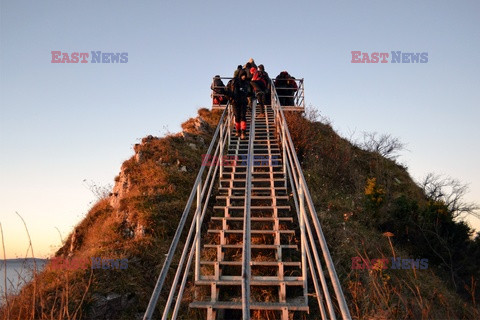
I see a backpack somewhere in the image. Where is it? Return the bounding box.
[225,78,249,103]
[252,70,268,88]
[224,78,237,102]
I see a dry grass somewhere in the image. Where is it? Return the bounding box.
[1,108,221,319]
[3,106,479,319]
[0,214,94,320]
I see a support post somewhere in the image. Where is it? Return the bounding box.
[298,179,308,301]
[220,122,224,179]
[282,121,287,188]
[195,182,202,281]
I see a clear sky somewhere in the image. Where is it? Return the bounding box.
[1,0,479,259]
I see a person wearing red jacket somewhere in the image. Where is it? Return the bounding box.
[250,64,269,117]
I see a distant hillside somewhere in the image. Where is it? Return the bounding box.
[1,108,479,320]
[3,258,47,264]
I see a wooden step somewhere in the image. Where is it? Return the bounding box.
[203,243,297,249]
[217,187,288,194]
[213,206,290,211]
[225,154,281,158]
[222,164,283,168]
[200,260,301,267]
[207,229,295,234]
[231,139,279,143]
[220,172,285,177]
[195,279,304,286]
[210,216,293,222]
[216,195,289,200]
[219,178,285,182]
[228,146,280,149]
[189,300,308,311]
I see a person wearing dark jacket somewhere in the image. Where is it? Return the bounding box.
[233,65,242,78]
[243,62,254,109]
[250,65,269,117]
[246,58,257,69]
[211,75,227,105]
[274,71,297,106]
[243,58,257,80]
[285,74,298,105]
[227,69,251,139]
[258,64,272,105]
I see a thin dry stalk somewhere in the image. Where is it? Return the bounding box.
[382,232,396,260]
[54,227,63,245]
[72,268,94,319]
[64,272,70,319]
[50,276,60,319]
[402,279,426,316]
[59,281,65,320]
[465,276,477,308]
[15,212,37,320]
[359,249,390,309]
[1,223,10,320]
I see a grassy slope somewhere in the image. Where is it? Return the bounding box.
[1,108,478,319]
[285,111,479,319]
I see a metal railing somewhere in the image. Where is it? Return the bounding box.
[211,77,232,109]
[211,76,305,111]
[273,78,305,110]
[271,82,352,320]
[143,102,233,320]
[144,77,351,320]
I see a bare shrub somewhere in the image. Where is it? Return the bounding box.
[304,105,331,125]
[82,179,112,201]
[420,173,479,219]
[358,132,405,160]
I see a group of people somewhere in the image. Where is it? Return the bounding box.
[211,58,298,139]
[274,71,298,106]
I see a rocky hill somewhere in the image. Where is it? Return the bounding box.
[1,108,479,320]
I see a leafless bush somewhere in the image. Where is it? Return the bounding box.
[304,105,331,125]
[82,179,112,201]
[0,223,8,316]
[420,173,479,219]
[358,132,405,160]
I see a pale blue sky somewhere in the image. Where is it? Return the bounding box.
[1,0,479,258]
